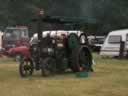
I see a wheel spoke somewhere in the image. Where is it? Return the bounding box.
[19,58,33,77]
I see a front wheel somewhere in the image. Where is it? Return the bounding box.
[19,58,34,77]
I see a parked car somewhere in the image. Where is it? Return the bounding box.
[100,29,128,57]
[2,26,29,50]
[0,26,30,61]
[88,35,106,52]
[7,46,30,61]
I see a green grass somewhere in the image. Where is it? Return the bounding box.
[0,57,14,64]
[0,54,128,96]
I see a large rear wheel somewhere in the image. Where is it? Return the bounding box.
[41,57,56,77]
[68,33,79,49]
[71,46,93,72]
[79,33,88,45]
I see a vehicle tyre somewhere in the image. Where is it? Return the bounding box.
[41,57,56,77]
[79,33,88,45]
[19,57,34,77]
[71,45,93,72]
[67,33,79,49]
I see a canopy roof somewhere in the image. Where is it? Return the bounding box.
[42,16,97,24]
[33,16,98,24]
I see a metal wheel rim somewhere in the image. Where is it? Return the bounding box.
[20,59,33,76]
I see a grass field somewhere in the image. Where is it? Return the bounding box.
[0,54,128,96]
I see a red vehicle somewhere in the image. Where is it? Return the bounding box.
[7,46,30,61]
[2,26,30,60]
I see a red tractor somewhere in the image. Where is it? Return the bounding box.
[2,26,30,61]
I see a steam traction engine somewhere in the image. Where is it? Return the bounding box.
[19,16,93,77]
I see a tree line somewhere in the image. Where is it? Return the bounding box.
[0,0,128,35]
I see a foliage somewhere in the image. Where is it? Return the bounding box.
[0,0,128,34]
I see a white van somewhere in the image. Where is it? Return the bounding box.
[100,29,128,57]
